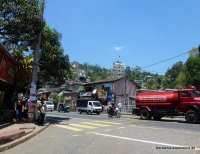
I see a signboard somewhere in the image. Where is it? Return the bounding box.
[0,45,16,85]
[107,93,115,101]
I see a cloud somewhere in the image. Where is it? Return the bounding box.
[114,46,123,51]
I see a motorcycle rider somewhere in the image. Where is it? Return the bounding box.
[108,102,115,115]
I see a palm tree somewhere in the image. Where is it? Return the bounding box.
[12,48,33,92]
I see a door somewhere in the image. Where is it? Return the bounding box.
[179,91,192,111]
[88,102,93,111]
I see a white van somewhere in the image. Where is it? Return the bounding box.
[76,99,102,115]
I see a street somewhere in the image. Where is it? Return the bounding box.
[2,112,200,154]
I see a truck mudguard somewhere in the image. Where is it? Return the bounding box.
[185,105,200,114]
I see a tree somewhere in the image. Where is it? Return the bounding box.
[185,56,200,90]
[0,1,71,88]
[12,47,33,92]
[125,66,132,78]
[38,25,71,85]
[0,0,43,46]
[165,61,184,88]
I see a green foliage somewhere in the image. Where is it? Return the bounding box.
[38,25,71,85]
[53,95,59,104]
[165,61,184,88]
[185,56,200,90]
[78,62,110,81]
[0,0,44,45]
[0,1,71,88]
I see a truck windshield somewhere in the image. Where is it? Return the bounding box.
[192,91,200,97]
[93,102,101,106]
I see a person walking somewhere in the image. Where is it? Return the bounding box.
[37,98,46,125]
[118,102,122,112]
[15,97,24,123]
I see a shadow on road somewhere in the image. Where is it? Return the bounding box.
[135,117,200,124]
[46,116,71,124]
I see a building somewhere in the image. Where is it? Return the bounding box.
[111,61,125,78]
[0,43,16,122]
[84,77,139,112]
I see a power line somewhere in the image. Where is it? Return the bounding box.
[141,51,189,69]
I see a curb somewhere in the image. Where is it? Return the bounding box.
[0,123,50,152]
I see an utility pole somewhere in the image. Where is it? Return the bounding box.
[30,0,45,101]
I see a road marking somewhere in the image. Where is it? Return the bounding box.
[69,123,97,129]
[72,135,81,137]
[55,124,82,132]
[95,121,121,125]
[104,129,113,131]
[91,132,200,151]
[81,122,110,127]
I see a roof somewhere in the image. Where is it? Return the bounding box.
[84,77,126,85]
[84,77,140,88]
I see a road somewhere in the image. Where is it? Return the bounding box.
[2,111,200,154]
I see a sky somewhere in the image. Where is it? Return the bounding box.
[44,0,200,75]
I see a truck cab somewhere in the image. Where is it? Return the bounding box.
[178,89,200,123]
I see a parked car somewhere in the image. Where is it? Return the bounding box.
[44,101,54,112]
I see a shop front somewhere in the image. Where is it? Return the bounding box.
[0,43,16,122]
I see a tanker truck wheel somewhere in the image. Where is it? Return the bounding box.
[185,110,199,124]
[140,109,151,120]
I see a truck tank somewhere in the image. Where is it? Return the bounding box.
[136,91,179,109]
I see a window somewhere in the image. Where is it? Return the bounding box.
[192,91,200,97]
[181,91,190,97]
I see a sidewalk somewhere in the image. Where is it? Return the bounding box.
[0,122,49,152]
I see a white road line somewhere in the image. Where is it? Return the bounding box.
[55,124,82,132]
[81,122,110,127]
[104,129,113,131]
[69,123,97,129]
[91,132,200,151]
[95,121,121,125]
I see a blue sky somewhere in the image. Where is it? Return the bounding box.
[44,0,200,75]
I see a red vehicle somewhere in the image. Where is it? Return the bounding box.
[133,86,200,123]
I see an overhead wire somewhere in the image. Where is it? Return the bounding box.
[141,51,189,69]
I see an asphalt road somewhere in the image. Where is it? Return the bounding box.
[2,111,200,154]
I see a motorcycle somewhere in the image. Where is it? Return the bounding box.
[107,106,121,118]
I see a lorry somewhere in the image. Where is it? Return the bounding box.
[133,86,200,123]
[76,99,102,115]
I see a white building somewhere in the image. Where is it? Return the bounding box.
[112,61,125,78]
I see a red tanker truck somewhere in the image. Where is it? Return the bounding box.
[133,86,200,123]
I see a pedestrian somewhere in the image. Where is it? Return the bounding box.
[15,96,24,123]
[22,97,29,122]
[37,98,46,125]
[118,102,122,112]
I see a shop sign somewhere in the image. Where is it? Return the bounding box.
[107,92,115,101]
[0,48,15,84]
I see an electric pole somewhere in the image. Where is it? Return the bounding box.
[30,0,45,101]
